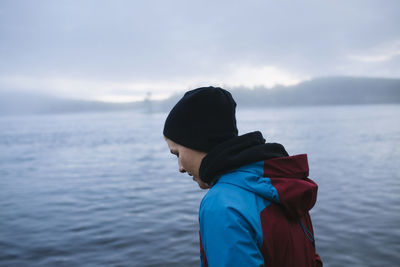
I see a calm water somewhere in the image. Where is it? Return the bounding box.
[0,105,399,267]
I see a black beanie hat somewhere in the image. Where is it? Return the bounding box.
[163,86,238,152]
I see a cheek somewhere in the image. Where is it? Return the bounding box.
[179,155,193,172]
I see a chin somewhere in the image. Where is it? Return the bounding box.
[198,182,210,190]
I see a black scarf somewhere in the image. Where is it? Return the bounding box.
[199,131,289,186]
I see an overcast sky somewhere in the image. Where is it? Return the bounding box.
[0,0,399,102]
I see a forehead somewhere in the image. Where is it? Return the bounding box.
[165,137,179,150]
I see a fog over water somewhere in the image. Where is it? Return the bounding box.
[1,76,399,115]
[0,104,399,267]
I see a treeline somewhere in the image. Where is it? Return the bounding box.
[230,77,400,107]
[0,76,399,115]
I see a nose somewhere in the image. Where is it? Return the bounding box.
[178,161,186,173]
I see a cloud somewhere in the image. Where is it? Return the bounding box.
[223,65,303,88]
[348,39,400,63]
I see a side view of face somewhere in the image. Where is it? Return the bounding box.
[165,137,210,189]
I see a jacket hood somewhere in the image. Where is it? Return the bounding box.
[200,132,318,219]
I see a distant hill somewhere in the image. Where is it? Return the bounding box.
[0,76,399,115]
[230,76,400,107]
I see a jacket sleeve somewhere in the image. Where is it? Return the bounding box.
[199,196,264,267]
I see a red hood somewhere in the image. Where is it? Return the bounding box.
[264,154,318,219]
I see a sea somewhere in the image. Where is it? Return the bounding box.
[0,104,399,267]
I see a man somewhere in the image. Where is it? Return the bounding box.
[164,86,322,267]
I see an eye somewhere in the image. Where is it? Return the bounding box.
[170,150,179,158]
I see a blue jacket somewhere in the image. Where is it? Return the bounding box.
[199,155,322,267]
